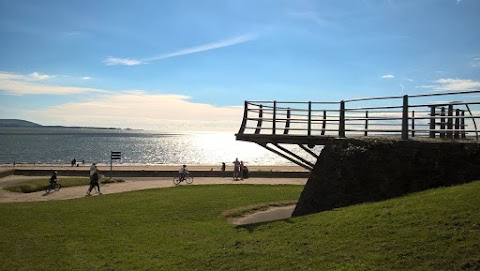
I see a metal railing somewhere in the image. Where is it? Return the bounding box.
[237,90,480,140]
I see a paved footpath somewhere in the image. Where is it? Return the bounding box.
[0,175,307,203]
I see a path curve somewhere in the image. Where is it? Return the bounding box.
[0,176,306,203]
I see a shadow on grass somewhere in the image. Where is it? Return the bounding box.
[235,218,295,233]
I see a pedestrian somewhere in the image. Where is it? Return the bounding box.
[86,163,101,196]
[240,161,245,180]
[232,158,240,180]
[221,162,226,178]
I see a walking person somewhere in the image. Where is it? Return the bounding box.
[221,162,226,178]
[232,158,240,180]
[86,163,101,196]
[240,161,245,180]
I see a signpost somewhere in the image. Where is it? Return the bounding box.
[110,151,122,179]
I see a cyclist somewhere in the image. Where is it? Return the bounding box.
[48,171,58,190]
[178,165,188,182]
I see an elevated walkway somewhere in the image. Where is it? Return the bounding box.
[236,90,480,170]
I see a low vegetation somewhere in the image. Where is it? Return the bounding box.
[0,182,479,270]
[3,177,124,193]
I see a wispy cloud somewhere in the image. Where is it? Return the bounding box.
[0,71,104,95]
[103,34,257,66]
[289,11,334,27]
[471,57,480,68]
[381,74,395,79]
[103,57,142,66]
[420,78,480,91]
[82,76,92,80]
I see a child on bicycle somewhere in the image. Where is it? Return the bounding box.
[178,165,188,182]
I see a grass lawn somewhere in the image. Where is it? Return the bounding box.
[0,182,479,271]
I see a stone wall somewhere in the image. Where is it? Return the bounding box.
[293,138,480,217]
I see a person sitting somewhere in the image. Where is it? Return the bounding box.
[178,165,188,181]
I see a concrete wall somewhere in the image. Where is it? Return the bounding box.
[293,138,480,217]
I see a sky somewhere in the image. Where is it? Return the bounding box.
[0,0,479,132]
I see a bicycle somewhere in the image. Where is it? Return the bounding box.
[173,174,193,185]
[46,180,62,193]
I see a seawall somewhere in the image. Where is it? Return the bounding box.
[293,138,480,217]
[5,167,309,178]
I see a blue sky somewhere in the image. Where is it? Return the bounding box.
[0,0,479,131]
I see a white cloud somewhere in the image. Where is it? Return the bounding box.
[381,74,395,79]
[104,34,257,66]
[28,91,244,131]
[82,76,92,80]
[103,57,142,66]
[471,57,480,68]
[0,71,104,95]
[29,72,55,80]
[420,78,480,91]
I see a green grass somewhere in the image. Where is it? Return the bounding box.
[0,182,479,271]
[3,177,124,193]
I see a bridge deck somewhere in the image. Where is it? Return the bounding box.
[236,133,336,146]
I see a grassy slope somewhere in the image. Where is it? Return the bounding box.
[0,182,479,271]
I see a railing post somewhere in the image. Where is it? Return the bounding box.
[273,101,277,135]
[321,110,327,136]
[440,107,446,138]
[238,101,248,134]
[284,108,291,135]
[308,101,312,136]
[429,106,436,138]
[411,110,415,137]
[364,111,368,136]
[454,109,460,139]
[401,95,409,140]
[460,110,466,139]
[447,104,453,139]
[254,104,263,134]
[339,100,346,138]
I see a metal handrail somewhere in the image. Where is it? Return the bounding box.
[238,91,480,140]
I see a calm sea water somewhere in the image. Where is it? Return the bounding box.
[0,127,321,166]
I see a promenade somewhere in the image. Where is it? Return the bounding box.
[0,166,308,203]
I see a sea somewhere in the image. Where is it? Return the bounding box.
[0,127,321,166]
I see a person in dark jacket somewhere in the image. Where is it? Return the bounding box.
[86,163,101,196]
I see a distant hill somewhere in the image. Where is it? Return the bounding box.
[0,119,132,130]
[0,119,43,127]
